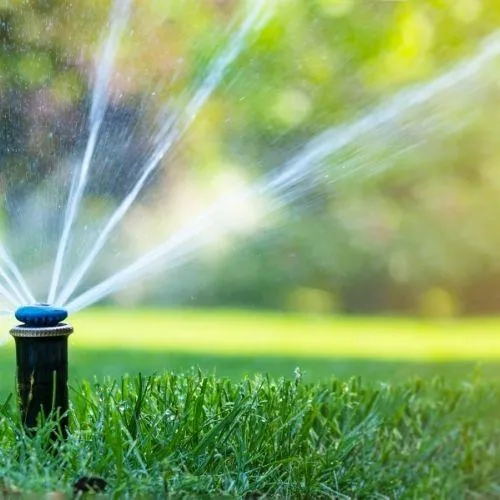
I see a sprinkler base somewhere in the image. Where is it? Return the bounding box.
[10,323,73,436]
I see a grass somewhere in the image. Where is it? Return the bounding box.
[0,309,499,496]
[68,308,500,361]
[0,347,497,402]
[0,373,498,498]
[0,308,499,397]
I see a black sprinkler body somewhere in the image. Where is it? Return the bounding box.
[10,304,72,436]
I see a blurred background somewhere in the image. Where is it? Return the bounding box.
[1,0,500,318]
[0,0,499,388]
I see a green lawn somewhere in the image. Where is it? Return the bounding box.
[0,308,499,399]
[68,308,500,361]
[0,373,498,498]
[0,309,499,497]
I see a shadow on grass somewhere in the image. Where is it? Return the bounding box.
[69,348,500,380]
[0,346,498,399]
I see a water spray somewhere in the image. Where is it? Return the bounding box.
[10,304,72,436]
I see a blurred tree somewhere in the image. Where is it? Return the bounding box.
[2,0,500,315]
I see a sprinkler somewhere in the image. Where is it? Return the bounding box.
[10,304,72,437]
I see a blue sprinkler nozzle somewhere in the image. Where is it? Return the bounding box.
[15,304,68,328]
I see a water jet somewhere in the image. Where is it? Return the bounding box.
[10,304,72,436]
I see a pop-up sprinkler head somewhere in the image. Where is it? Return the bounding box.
[15,304,68,327]
[10,304,72,437]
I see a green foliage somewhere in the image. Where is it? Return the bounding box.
[161,0,500,314]
[0,373,497,497]
[2,1,500,312]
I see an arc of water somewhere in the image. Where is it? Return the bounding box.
[47,0,132,305]
[0,268,26,304]
[56,0,271,306]
[0,279,21,307]
[0,244,34,304]
[65,188,248,312]
[65,30,500,313]
[261,33,500,196]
